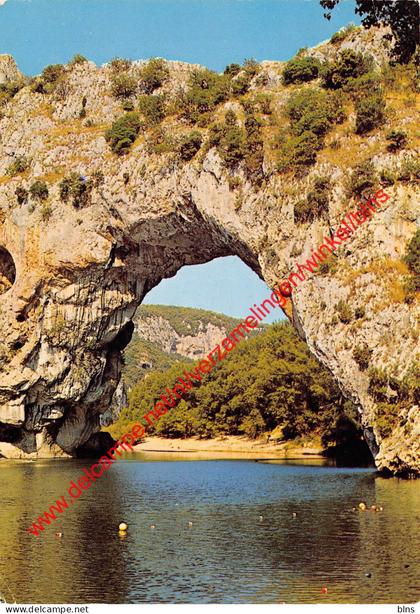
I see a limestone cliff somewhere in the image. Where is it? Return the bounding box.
[0,27,418,473]
[123,304,247,388]
[134,305,245,358]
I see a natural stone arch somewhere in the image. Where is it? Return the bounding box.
[0,45,418,474]
[0,189,262,460]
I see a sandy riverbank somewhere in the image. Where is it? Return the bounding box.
[133,435,325,460]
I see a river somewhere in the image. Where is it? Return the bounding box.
[0,456,418,604]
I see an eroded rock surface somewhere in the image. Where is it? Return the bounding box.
[0,30,418,473]
[134,307,245,360]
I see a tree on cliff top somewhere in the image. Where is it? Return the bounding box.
[320,0,420,63]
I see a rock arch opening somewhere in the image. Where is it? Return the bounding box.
[116,255,373,467]
[0,246,16,295]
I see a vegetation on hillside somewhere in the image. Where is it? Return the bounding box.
[282,56,321,85]
[105,111,143,154]
[122,305,245,389]
[403,229,420,295]
[100,42,415,174]
[123,337,191,390]
[367,364,419,438]
[320,0,419,63]
[109,320,370,460]
[3,22,415,193]
[135,304,243,337]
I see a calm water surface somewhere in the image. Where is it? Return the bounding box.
[0,456,418,604]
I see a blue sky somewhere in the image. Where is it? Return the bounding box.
[0,0,360,321]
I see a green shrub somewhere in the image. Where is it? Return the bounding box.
[30,64,65,94]
[322,50,371,89]
[229,59,260,98]
[29,180,49,202]
[280,87,345,169]
[230,74,252,97]
[208,109,264,181]
[404,229,420,275]
[15,186,28,205]
[140,58,169,94]
[243,58,260,77]
[180,69,230,122]
[355,93,386,134]
[239,410,266,439]
[294,176,330,223]
[370,367,418,414]
[368,367,389,402]
[403,276,417,302]
[348,160,376,197]
[30,78,46,94]
[146,127,174,155]
[138,94,165,126]
[178,131,203,161]
[40,202,52,221]
[59,173,92,208]
[353,343,372,370]
[278,88,345,170]
[79,96,87,118]
[330,24,357,44]
[343,71,382,100]
[109,58,132,72]
[224,63,241,77]
[354,306,366,319]
[398,156,420,182]
[386,130,408,152]
[6,156,29,177]
[318,257,337,275]
[220,124,246,167]
[389,376,411,403]
[403,229,420,292]
[287,88,345,136]
[69,54,88,66]
[243,112,264,184]
[105,112,143,155]
[375,402,399,438]
[228,176,242,191]
[209,112,246,168]
[283,56,321,84]
[251,93,272,115]
[336,299,352,324]
[278,130,323,170]
[42,64,65,84]
[122,99,134,111]
[380,168,397,186]
[110,73,137,99]
[0,80,25,106]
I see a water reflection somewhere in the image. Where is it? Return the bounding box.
[0,459,418,604]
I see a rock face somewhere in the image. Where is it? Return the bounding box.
[0,31,418,473]
[134,305,244,359]
[0,55,22,85]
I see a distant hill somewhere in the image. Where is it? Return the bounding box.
[123,304,260,388]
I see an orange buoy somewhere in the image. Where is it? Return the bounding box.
[321,587,328,594]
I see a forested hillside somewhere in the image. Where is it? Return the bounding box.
[111,318,369,460]
[123,304,252,388]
